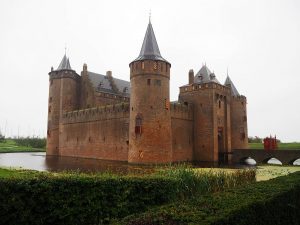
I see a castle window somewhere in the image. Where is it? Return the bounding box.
[154,62,157,70]
[142,61,145,70]
[154,79,161,86]
[147,79,151,85]
[240,127,245,140]
[165,99,170,110]
[218,100,221,109]
[49,97,52,103]
[243,116,247,122]
[135,114,143,135]
[48,106,51,113]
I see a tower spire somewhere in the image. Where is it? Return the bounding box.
[132,21,169,63]
[149,10,151,23]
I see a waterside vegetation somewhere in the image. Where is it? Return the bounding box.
[0,166,256,225]
[0,138,46,153]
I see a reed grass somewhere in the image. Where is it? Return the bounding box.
[157,164,256,198]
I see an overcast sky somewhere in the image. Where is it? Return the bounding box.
[0,0,299,142]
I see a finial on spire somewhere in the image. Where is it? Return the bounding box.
[227,67,229,76]
[64,43,67,55]
[149,10,151,23]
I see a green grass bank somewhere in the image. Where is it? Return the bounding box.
[249,142,300,150]
[0,139,45,153]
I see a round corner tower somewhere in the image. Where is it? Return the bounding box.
[128,21,172,164]
[47,55,79,155]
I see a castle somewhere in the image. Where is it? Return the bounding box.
[46,21,248,164]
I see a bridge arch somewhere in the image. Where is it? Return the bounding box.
[290,158,300,165]
[239,157,257,165]
[263,157,282,165]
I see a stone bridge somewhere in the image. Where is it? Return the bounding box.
[232,149,300,165]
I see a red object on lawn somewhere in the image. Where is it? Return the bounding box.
[263,135,278,150]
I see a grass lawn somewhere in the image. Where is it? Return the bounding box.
[194,165,300,182]
[0,139,45,153]
[249,142,300,150]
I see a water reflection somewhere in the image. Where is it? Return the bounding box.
[0,152,299,173]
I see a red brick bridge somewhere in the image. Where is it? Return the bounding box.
[232,149,300,165]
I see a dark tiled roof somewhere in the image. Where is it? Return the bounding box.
[194,65,220,84]
[87,71,130,97]
[57,54,72,71]
[132,22,169,63]
[224,75,240,96]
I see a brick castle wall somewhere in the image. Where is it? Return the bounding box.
[179,83,232,162]
[230,96,248,149]
[170,102,194,162]
[47,70,80,155]
[59,103,130,161]
[128,60,173,163]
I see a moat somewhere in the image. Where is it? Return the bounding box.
[0,152,299,173]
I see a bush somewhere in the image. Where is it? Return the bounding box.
[13,137,46,148]
[0,167,256,225]
[0,132,5,143]
[117,171,300,225]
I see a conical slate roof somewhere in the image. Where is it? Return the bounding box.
[57,54,72,71]
[133,22,168,63]
[194,65,220,84]
[224,75,240,96]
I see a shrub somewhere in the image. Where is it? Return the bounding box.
[0,167,256,225]
[117,171,300,225]
[0,132,5,143]
[13,137,46,148]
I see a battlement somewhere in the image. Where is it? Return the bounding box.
[62,103,130,124]
[232,95,247,101]
[49,70,80,81]
[170,102,193,120]
[179,83,230,94]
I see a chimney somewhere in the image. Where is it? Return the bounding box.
[188,69,194,85]
[106,71,112,77]
[83,63,87,71]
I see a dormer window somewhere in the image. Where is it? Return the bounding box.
[210,73,216,80]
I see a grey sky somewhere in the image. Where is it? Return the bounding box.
[0,0,299,142]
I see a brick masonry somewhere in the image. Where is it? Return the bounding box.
[47,61,248,164]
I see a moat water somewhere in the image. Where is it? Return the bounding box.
[0,152,299,173]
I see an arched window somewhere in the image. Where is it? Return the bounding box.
[135,114,143,135]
